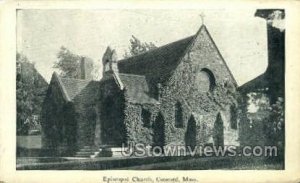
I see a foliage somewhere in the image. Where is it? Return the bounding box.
[193,81,239,113]
[91,62,101,81]
[16,53,48,135]
[267,97,284,147]
[16,81,33,135]
[210,81,239,109]
[53,46,81,78]
[245,91,284,148]
[246,91,270,113]
[17,52,30,63]
[124,35,157,58]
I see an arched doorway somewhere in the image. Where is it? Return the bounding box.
[101,96,125,146]
[214,113,224,147]
[152,113,165,150]
[185,115,197,149]
[101,97,115,145]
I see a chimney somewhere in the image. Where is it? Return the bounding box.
[79,57,93,80]
[80,57,86,79]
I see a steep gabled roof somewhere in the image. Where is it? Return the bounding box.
[198,26,238,87]
[118,35,195,83]
[59,78,91,101]
[71,80,100,104]
[119,73,159,104]
[118,25,237,87]
[53,72,93,101]
[50,25,238,107]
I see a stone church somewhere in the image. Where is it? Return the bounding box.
[41,24,240,157]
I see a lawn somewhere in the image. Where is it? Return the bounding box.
[16,155,283,170]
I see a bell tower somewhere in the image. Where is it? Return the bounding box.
[102,46,118,78]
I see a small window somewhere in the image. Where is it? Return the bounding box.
[104,59,110,72]
[195,68,216,92]
[230,106,237,129]
[141,109,151,128]
[175,102,184,128]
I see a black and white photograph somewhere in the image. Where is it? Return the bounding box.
[15,8,286,171]
[3,1,300,182]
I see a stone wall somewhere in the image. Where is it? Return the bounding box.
[119,27,239,148]
[158,26,239,147]
[123,101,160,145]
[41,26,240,156]
[221,105,239,146]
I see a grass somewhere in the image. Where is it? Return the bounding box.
[118,156,283,170]
[16,155,283,170]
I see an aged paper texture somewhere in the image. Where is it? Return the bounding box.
[0,0,300,182]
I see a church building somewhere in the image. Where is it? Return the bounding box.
[41,24,240,157]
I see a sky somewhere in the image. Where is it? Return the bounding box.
[17,9,268,85]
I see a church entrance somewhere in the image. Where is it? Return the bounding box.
[153,113,165,151]
[101,96,125,146]
[213,113,224,147]
[185,115,197,149]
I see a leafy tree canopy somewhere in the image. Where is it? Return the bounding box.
[16,53,48,135]
[53,46,81,78]
[124,35,157,58]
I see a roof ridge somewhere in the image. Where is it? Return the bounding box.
[60,77,91,82]
[118,73,146,78]
[117,35,195,64]
[52,72,71,101]
[55,73,94,101]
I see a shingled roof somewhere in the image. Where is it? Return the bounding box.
[238,73,269,93]
[53,32,195,104]
[53,72,158,105]
[118,35,195,83]
[53,72,93,101]
[118,25,238,88]
[119,73,159,104]
[52,25,237,106]
[59,78,92,101]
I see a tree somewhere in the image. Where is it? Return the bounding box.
[267,97,284,151]
[16,53,48,135]
[124,35,157,58]
[53,46,81,78]
[17,53,33,135]
[246,92,284,148]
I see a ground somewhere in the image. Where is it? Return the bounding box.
[17,156,283,170]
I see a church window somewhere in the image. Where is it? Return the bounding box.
[230,106,237,129]
[104,59,110,72]
[195,68,216,92]
[141,108,151,128]
[175,102,184,128]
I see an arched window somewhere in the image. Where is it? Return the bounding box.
[230,106,237,129]
[185,115,197,148]
[195,68,216,92]
[104,59,110,72]
[175,102,184,128]
[141,108,151,128]
[214,113,224,147]
[153,112,165,148]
